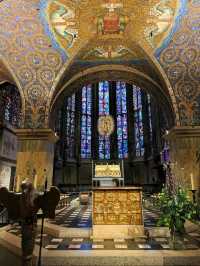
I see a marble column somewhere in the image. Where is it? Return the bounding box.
[15,129,58,191]
[165,126,200,197]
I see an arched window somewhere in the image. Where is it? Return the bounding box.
[65,94,76,159]
[98,81,110,159]
[147,94,153,153]
[81,84,92,158]
[0,83,21,128]
[116,81,128,158]
[133,85,144,157]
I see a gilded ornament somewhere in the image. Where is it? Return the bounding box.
[38,67,55,86]
[17,67,36,85]
[46,51,62,70]
[0,36,9,52]
[27,52,44,68]
[98,115,115,136]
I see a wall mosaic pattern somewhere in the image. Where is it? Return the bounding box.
[157,0,200,125]
[0,0,64,128]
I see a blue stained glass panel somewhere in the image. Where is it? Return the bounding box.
[116,81,128,158]
[98,81,110,159]
[81,84,92,158]
[66,93,76,159]
[133,85,144,157]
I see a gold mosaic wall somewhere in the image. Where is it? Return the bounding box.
[93,189,142,225]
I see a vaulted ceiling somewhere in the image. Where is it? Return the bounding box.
[0,0,199,128]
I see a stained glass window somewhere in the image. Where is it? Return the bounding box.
[116,81,128,158]
[81,84,92,158]
[65,93,76,159]
[0,83,21,128]
[147,94,153,148]
[133,85,144,157]
[98,81,110,159]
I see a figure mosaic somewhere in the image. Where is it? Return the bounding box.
[145,0,174,48]
[97,0,129,35]
[50,0,79,49]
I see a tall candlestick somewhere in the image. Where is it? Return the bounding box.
[34,174,38,189]
[190,173,195,190]
[92,160,94,179]
[121,160,124,179]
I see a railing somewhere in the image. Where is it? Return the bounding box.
[0,207,9,226]
[56,193,75,210]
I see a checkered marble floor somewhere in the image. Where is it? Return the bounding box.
[48,205,92,228]
[7,226,200,251]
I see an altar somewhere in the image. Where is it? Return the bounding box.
[92,187,144,239]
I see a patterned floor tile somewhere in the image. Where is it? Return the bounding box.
[51,238,63,243]
[45,244,59,249]
[37,234,47,237]
[72,238,84,242]
[185,244,199,249]
[161,244,170,249]
[93,239,104,242]
[115,244,128,249]
[114,238,125,243]
[92,244,104,249]
[68,244,81,249]
[154,238,168,242]
[138,244,151,249]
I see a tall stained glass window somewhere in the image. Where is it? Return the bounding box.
[116,81,128,158]
[0,83,21,127]
[147,94,153,146]
[66,94,76,159]
[98,81,110,159]
[81,84,92,158]
[133,85,144,157]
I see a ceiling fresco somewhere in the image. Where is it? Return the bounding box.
[40,0,187,59]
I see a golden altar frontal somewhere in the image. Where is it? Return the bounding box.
[92,187,144,239]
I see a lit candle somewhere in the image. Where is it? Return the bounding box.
[190,173,195,190]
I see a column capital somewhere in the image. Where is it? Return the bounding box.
[164,126,200,139]
[15,128,58,143]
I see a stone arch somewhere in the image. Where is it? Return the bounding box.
[49,64,175,131]
[47,37,179,128]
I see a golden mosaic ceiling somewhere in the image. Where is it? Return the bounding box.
[46,0,181,58]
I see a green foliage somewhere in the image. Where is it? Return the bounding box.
[156,187,197,235]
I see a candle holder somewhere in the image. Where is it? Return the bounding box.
[190,189,197,203]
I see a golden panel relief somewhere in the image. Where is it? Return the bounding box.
[93,189,142,225]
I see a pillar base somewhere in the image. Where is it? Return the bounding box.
[15,129,58,191]
[165,126,200,192]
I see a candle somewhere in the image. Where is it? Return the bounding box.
[34,174,38,189]
[190,173,195,190]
